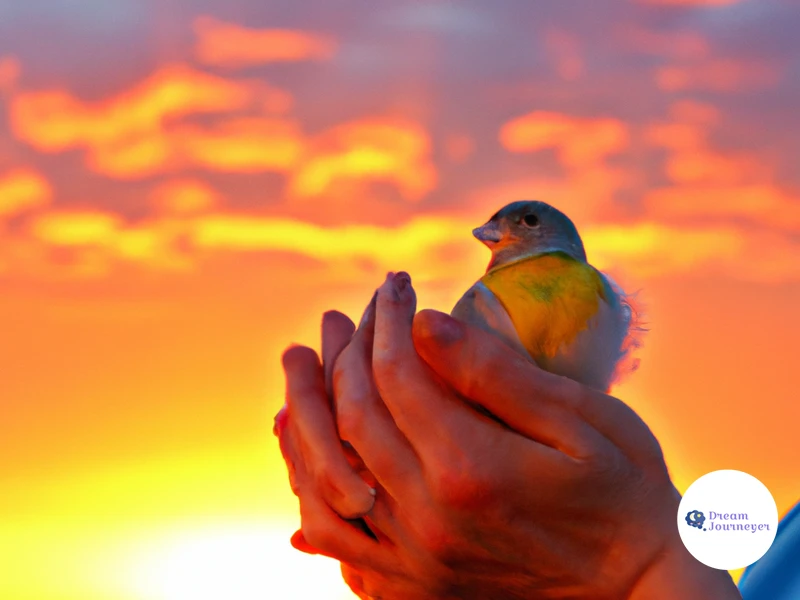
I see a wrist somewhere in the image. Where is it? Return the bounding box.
[628,536,742,600]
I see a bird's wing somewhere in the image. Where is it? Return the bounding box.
[541,270,644,392]
[601,272,646,388]
[451,280,531,359]
[452,255,645,392]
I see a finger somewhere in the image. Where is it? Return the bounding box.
[341,564,370,600]
[322,310,356,400]
[287,426,380,564]
[295,478,392,570]
[290,529,321,555]
[411,309,613,460]
[283,423,384,562]
[341,564,395,600]
[275,407,301,495]
[335,287,422,502]
[361,485,402,547]
[283,345,376,518]
[415,308,662,464]
[371,272,479,455]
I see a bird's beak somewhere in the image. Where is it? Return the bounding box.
[472,222,502,246]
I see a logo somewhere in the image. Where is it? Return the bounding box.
[677,470,778,570]
[685,510,705,530]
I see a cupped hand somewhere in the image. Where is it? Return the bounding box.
[277,273,741,600]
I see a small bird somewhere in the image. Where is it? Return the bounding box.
[451,200,643,392]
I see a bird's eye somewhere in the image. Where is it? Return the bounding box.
[523,214,539,227]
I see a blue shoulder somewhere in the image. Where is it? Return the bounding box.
[739,500,800,599]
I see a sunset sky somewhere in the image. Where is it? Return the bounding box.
[1,0,799,598]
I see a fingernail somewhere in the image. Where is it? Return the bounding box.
[332,478,376,518]
[394,271,411,294]
[378,270,412,304]
[428,312,464,345]
[390,271,412,302]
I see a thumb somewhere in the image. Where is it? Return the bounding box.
[411,309,664,466]
[411,309,602,457]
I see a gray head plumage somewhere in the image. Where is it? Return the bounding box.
[473,200,587,270]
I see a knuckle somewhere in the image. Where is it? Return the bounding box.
[459,364,483,402]
[370,353,395,387]
[429,455,497,512]
[309,455,343,492]
[552,373,587,411]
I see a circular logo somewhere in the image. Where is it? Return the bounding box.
[677,469,778,570]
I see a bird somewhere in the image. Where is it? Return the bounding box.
[451,200,643,392]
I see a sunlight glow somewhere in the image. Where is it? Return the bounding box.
[131,523,355,600]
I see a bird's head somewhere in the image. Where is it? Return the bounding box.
[473,200,587,270]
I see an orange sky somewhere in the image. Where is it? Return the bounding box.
[1,2,799,598]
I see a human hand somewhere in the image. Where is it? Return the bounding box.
[275,306,377,542]
[277,273,741,599]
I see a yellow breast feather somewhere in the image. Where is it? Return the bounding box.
[480,251,607,364]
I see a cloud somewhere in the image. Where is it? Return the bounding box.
[188,212,800,283]
[6,63,434,201]
[288,117,437,202]
[88,117,304,179]
[634,0,743,5]
[645,100,769,185]
[30,211,122,246]
[499,111,629,168]
[643,185,800,231]
[0,168,52,217]
[5,63,436,203]
[587,221,799,284]
[463,170,635,225]
[0,55,21,91]
[190,214,465,261]
[150,179,222,215]
[493,112,635,223]
[638,99,800,273]
[614,26,710,59]
[26,210,194,276]
[656,59,779,92]
[663,150,766,184]
[10,64,254,152]
[380,4,495,35]
[443,133,475,164]
[193,16,336,68]
[585,222,743,278]
[9,201,800,284]
[543,29,584,81]
[8,64,297,178]
[668,100,720,126]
